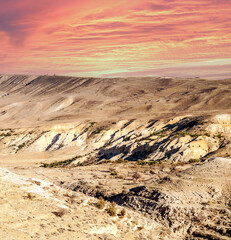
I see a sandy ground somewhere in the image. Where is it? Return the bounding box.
[0,167,158,240]
[1,157,230,239]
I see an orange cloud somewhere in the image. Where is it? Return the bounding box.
[0,0,230,78]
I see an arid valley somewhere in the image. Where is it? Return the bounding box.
[0,74,231,240]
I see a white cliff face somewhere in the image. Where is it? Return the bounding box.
[206,115,231,141]
[213,114,231,124]
[0,115,230,163]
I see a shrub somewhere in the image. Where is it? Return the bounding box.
[92,127,104,135]
[109,168,118,176]
[52,208,68,217]
[106,202,117,216]
[110,170,118,176]
[27,193,35,200]
[216,133,223,139]
[118,208,126,218]
[96,197,105,209]
[137,160,158,165]
[18,142,26,150]
[41,155,82,168]
[0,132,11,137]
[116,158,128,163]
[175,161,186,166]
[137,160,147,165]
[59,143,64,149]
[149,160,159,165]
[189,158,200,163]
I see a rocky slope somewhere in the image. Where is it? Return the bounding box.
[0,167,158,240]
[61,157,231,239]
[0,114,230,164]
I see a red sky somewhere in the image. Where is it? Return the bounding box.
[0,0,231,78]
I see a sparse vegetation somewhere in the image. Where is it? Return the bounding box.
[83,122,96,133]
[59,143,64,149]
[92,127,104,135]
[118,208,126,218]
[76,158,95,167]
[137,160,159,166]
[189,158,200,163]
[26,193,35,200]
[0,132,11,137]
[137,160,148,165]
[175,161,187,166]
[17,142,26,150]
[52,208,68,217]
[135,129,205,143]
[214,133,223,139]
[106,202,117,216]
[41,155,82,168]
[116,158,128,163]
[171,132,201,138]
[96,197,105,209]
[110,170,118,176]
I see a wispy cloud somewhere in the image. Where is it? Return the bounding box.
[0,0,230,78]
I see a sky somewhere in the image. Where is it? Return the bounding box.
[0,0,231,79]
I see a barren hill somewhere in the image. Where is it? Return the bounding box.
[1,74,231,127]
